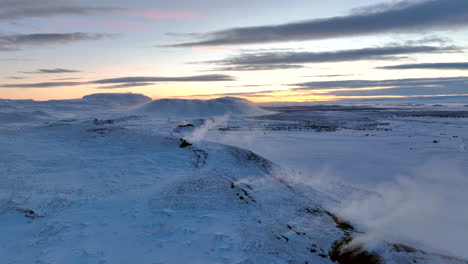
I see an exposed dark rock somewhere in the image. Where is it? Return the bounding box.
[178,124,195,128]
[329,235,382,264]
[324,210,356,232]
[179,138,192,148]
[392,244,419,253]
[93,118,115,125]
[287,224,306,235]
[16,208,42,219]
[299,207,323,216]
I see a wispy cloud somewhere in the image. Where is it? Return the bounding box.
[7,76,29,80]
[53,77,82,81]
[168,0,468,47]
[303,74,357,78]
[0,81,83,88]
[203,45,458,70]
[197,46,239,51]
[0,0,120,20]
[329,85,468,96]
[93,66,158,73]
[0,33,114,51]
[178,76,468,100]
[209,64,306,71]
[224,84,283,88]
[96,82,156,89]
[45,17,147,30]
[20,68,80,74]
[122,8,201,20]
[0,74,235,88]
[378,62,468,70]
[400,35,453,46]
[294,76,468,90]
[292,76,468,98]
[91,74,235,84]
[0,0,200,30]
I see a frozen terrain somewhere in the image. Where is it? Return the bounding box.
[0,93,467,264]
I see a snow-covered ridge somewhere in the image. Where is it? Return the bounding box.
[81,93,152,107]
[0,93,271,120]
[135,96,272,118]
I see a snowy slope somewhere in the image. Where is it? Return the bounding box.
[0,94,467,264]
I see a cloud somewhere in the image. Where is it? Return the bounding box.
[378,62,468,70]
[402,35,452,46]
[0,74,236,88]
[175,76,468,100]
[224,84,282,88]
[330,85,468,96]
[200,45,458,71]
[96,82,155,89]
[209,45,458,67]
[197,46,239,51]
[20,68,80,74]
[294,76,468,90]
[122,8,201,20]
[292,76,468,97]
[0,0,120,20]
[93,66,158,73]
[303,74,357,78]
[0,33,113,45]
[45,17,147,31]
[0,33,113,51]
[7,76,28,80]
[0,81,83,88]
[52,77,82,81]
[209,64,306,71]
[168,0,468,47]
[0,0,201,25]
[91,74,235,84]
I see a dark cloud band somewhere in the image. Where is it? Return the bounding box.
[0,0,120,20]
[378,62,468,70]
[0,74,235,88]
[202,45,459,70]
[20,68,80,74]
[294,76,468,90]
[91,74,235,84]
[0,33,114,51]
[169,0,468,47]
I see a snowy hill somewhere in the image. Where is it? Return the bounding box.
[135,97,272,118]
[81,93,152,107]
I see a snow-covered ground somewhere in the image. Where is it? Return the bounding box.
[0,93,467,263]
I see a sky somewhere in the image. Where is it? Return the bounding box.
[1,0,468,102]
